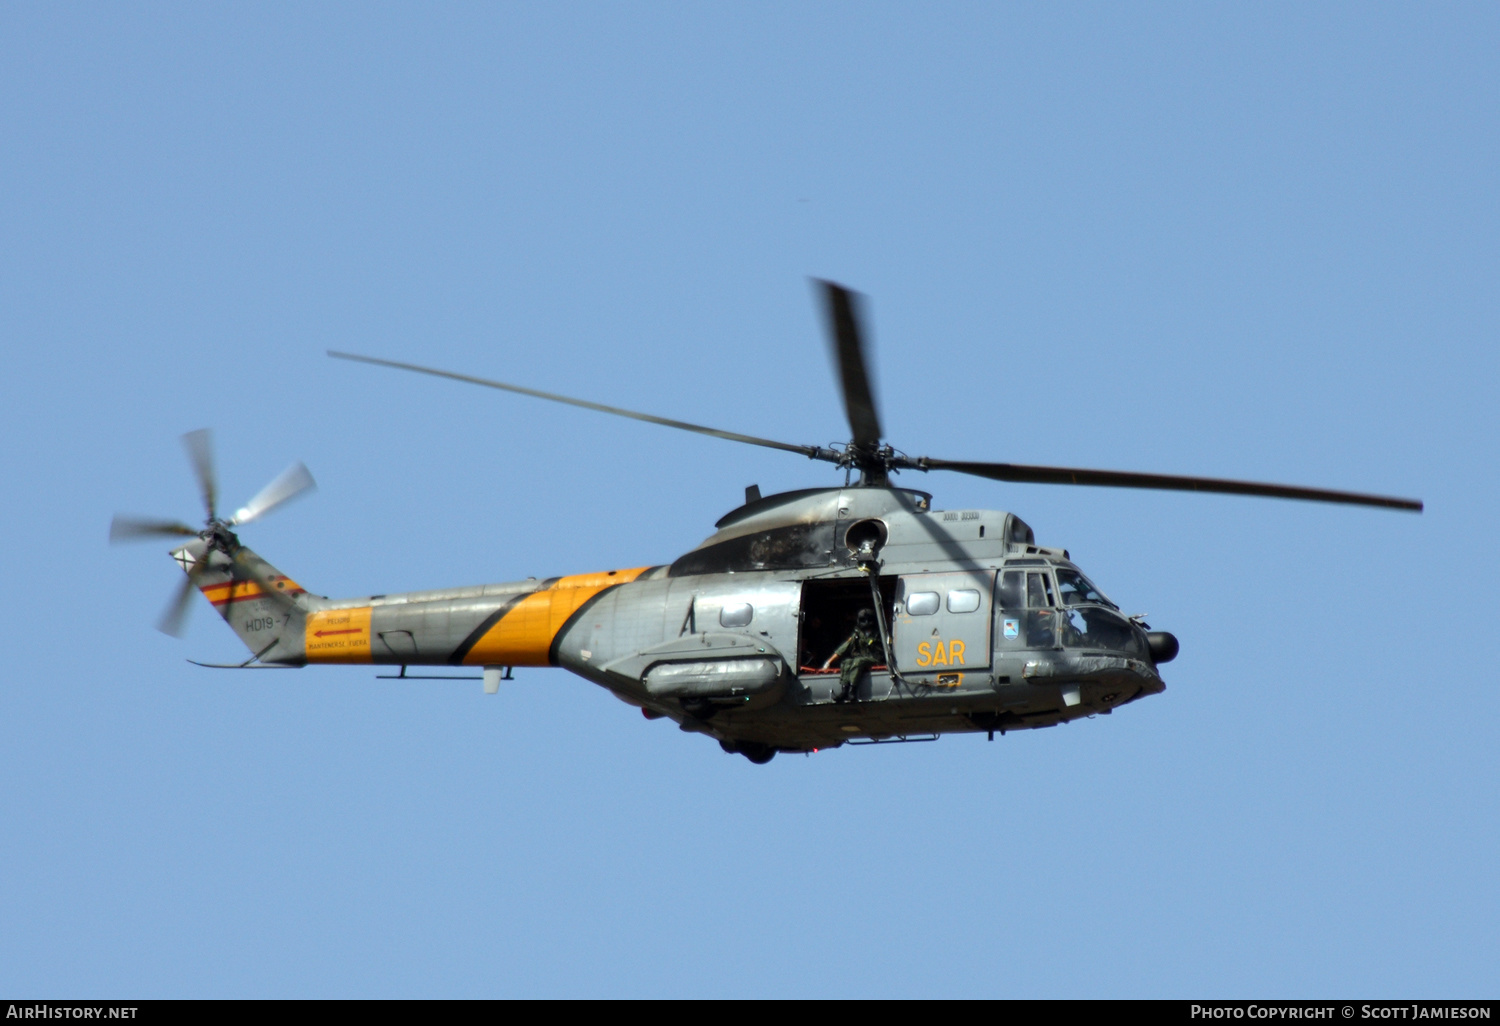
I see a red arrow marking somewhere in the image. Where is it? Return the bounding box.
[314,628,364,637]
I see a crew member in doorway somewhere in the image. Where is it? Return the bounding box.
[823,608,882,703]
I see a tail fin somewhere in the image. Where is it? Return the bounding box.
[172,540,313,664]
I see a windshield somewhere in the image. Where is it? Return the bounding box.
[1055,567,1116,609]
[1061,606,1145,656]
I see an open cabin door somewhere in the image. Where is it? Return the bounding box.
[893,571,995,684]
[798,576,897,673]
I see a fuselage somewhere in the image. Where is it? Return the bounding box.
[222,486,1168,753]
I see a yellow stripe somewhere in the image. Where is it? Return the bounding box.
[461,567,650,666]
[305,607,373,663]
[201,576,305,604]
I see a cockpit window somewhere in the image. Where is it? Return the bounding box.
[1055,567,1115,609]
[1026,572,1055,608]
[998,571,1024,610]
[1061,606,1145,656]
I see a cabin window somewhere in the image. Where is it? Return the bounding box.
[947,589,981,613]
[719,602,754,628]
[906,591,940,616]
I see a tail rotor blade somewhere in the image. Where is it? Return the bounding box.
[230,462,316,526]
[156,572,199,637]
[815,280,883,449]
[110,515,199,544]
[181,428,217,522]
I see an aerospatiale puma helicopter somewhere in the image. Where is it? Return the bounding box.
[112,282,1422,763]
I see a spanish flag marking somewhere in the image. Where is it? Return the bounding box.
[200,576,306,607]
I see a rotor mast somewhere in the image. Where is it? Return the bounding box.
[816,280,891,487]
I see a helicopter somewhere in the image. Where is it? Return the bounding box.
[111,282,1422,764]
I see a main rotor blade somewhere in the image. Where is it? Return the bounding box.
[110,515,199,543]
[815,280,883,448]
[181,428,217,522]
[918,458,1423,512]
[329,351,829,460]
[230,462,316,526]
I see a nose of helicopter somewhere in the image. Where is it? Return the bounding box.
[1147,631,1179,664]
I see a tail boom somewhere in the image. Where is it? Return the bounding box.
[302,567,657,668]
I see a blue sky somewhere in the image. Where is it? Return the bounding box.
[2,3,1496,997]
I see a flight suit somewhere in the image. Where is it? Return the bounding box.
[829,622,882,701]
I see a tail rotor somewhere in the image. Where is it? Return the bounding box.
[109,429,316,636]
